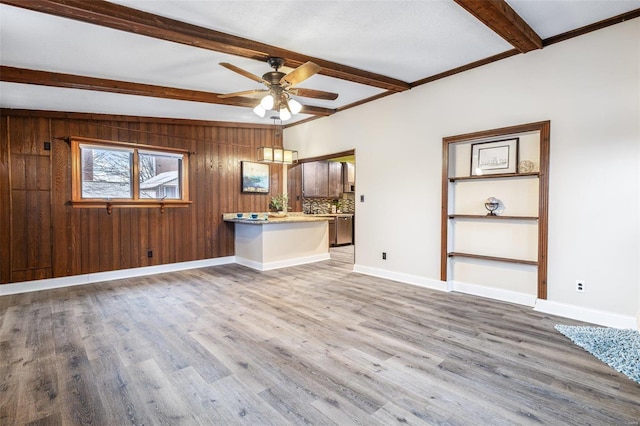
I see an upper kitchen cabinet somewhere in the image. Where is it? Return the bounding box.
[287,163,303,212]
[328,162,343,198]
[343,162,355,192]
[302,161,329,197]
[302,161,344,198]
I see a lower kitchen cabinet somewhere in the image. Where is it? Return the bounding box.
[328,218,336,246]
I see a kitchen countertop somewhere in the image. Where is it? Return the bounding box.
[306,213,354,217]
[223,212,334,225]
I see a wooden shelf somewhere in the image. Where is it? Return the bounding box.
[448,252,538,266]
[441,121,550,299]
[449,172,539,182]
[448,214,538,220]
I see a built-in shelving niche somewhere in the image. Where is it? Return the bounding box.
[441,121,550,299]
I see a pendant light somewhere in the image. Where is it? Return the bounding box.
[257,117,297,164]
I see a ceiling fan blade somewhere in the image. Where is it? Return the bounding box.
[219,62,266,84]
[288,87,339,101]
[280,61,321,87]
[218,89,268,99]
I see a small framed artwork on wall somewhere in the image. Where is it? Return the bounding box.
[241,161,270,193]
[471,138,519,176]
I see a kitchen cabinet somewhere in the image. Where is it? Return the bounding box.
[343,162,355,192]
[328,162,343,198]
[302,161,328,197]
[287,163,303,212]
[302,161,343,198]
[328,218,336,246]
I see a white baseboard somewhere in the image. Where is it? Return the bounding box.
[535,299,639,330]
[0,257,235,296]
[235,253,331,271]
[450,280,537,307]
[353,264,449,292]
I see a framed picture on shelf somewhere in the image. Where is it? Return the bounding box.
[471,138,518,176]
[241,161,270,193]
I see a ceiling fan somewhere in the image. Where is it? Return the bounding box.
[218,57,338,120]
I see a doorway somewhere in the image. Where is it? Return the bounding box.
[287,149,356,265]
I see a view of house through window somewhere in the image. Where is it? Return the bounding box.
[72,138,189,206]
[81,145,133,199]
[138,151,182,199]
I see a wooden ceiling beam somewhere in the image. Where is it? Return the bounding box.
[0,66,336,117]
[453,0,542,53]
[0,0,410,92]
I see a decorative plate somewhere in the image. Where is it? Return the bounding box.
[518,160,535,173]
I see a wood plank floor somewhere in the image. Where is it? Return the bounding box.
[1,247,639,425]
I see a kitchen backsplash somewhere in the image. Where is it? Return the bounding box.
[303,193,355,214]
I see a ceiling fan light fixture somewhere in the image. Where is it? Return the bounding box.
[253,104,266,117]
[279,108,292,121]
[260,94,274,110]
[288,98,302,114]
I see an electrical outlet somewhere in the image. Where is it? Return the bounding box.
[576,280,585,292]
[147,250,153,258]
[382,252,387,260]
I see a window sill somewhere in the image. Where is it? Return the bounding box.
[70,199,192,214]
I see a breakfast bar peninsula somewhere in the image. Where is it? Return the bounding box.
[223,213,330,271]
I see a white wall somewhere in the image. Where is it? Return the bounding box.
[285,19,640,327]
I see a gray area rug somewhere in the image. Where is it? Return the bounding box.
[555,325,640,384]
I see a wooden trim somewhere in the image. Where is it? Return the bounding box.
[0,66,336,117]
[411,49,519,88]
[448,214,538,220]
[537,121,551,299]
[449,172,539,181]
[0,116,12,283]
[71,136,191,155]
[1,108,278,129]
[448,252,538,266]
[453,0,542,53]
[440,136,450,282]
[441,120,550,299]
[70,200,192,207]
[335,91,397,113]
[297,149,355,164]
[543,8,640,47]
[413,11,640,90]
[0,0,409,92]
[70,139,82,203]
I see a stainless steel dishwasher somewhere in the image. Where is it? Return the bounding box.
[336,215,353,245]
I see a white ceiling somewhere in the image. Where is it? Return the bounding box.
[1,0,639,125]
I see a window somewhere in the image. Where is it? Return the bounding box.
[71,137,190,211]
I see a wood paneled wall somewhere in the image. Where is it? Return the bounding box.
[0,110,284,284]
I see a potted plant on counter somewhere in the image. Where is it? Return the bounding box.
[269,193,289,217]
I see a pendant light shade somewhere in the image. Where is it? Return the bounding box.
[279,108,292,121]
[256,117,297,165]
[260,94,274,110]
[288,98,302,114]
[257,146,273,162]
[253,104,266,117]
[252,91,304,122]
